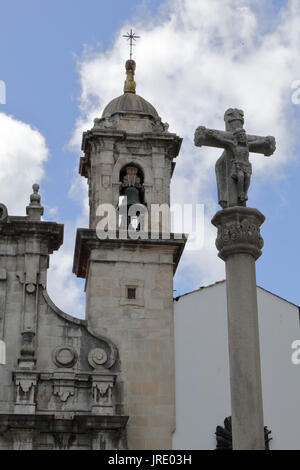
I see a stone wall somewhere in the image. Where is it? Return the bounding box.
[85,242,177,449]
[0,207,127,450]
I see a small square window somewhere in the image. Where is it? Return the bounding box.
[120,280,144,307]
[127,288,136,300]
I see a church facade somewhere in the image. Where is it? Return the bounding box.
[0,59,186,450]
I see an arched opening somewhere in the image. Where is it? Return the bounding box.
[119,163,144,203]
[118,163,146,231]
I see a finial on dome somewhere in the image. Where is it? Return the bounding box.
[122,29,140,94]
[26,183,44,221]
[124,59,136,94]
[122,29,140,60]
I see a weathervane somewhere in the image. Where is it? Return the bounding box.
[123,29,140,60]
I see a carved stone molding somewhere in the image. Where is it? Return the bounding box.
[89,139,105,154]
[52,345,78,368]
[26,283,36,294]
[102,175,111,189]
[53,433,76,450]
[88,348,108,369]
[211,206,265,261]
[20,331,35,357]
[91,374,116,416]
[43,289,119,370]
[52,372,75,403]
[53,389,74,403]
[0,413,129,450]
[14,372,38,414]
[19,330,36,370]
[12,429,34,450]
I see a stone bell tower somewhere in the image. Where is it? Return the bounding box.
[73,57,186,449]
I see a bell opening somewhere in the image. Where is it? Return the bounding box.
[119,164,144,204]
[118,163,146,231]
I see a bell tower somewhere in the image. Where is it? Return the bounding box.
[73,54,186,449]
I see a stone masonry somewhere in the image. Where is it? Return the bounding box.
[74,60,186,448]
[0,188,127,449]
[0,60,186,450]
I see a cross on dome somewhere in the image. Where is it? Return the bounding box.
[122,29,140,60]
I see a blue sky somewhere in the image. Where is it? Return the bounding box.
[0,0,161,221]
[0,0,299,316]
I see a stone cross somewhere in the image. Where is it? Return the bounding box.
[194,108,276,208]
[194,108,276,450]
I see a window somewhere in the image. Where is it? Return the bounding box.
[120,280,144,307]
[127,288,136,300]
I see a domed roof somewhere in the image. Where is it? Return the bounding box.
[102,93,159,119]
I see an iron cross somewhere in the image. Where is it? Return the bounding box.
[123,29,141,59]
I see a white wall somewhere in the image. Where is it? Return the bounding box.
[172,281,300,450]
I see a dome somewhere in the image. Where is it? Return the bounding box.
[102,93,159,119]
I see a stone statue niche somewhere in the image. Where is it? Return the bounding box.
[119,164,146,230]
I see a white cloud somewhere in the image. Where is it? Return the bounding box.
[0,113,86,318]
[47,219,86,319]
[0,113,48,215]
[47,206,58,217]
[68,168,89,221]
[70,0,300,294]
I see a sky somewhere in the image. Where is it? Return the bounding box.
[0,0,299,318]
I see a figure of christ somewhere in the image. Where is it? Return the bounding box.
[194,108,276,209]
[206,128,271,207]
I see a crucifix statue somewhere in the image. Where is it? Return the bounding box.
[194,108,276,208]
[194,109,277,449]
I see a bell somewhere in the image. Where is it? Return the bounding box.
[123,186,141,206]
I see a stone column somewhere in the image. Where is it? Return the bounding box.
[211,206,265,450]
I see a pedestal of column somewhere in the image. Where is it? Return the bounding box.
[211,206,265,450]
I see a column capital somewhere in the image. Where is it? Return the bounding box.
[211,206,265,261]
